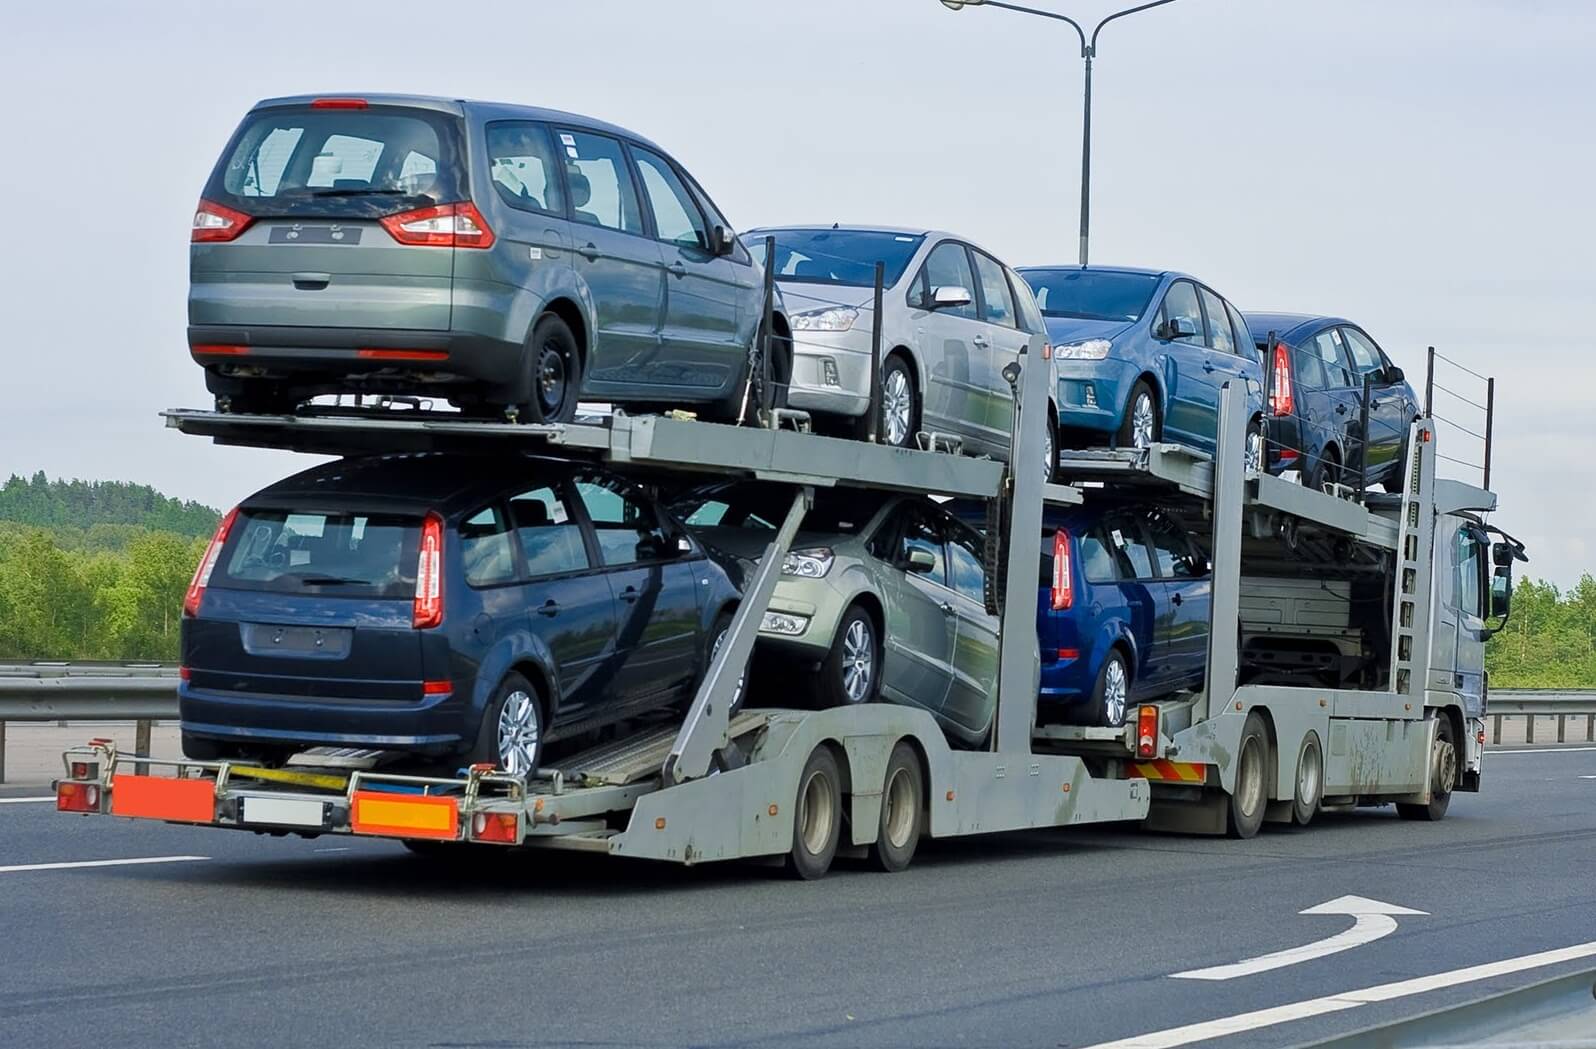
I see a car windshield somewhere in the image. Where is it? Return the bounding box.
[215,509,420,599]
[203,104,466,219]
[672,485,883,535]
[746,229,924,289]
[1021,269,1162,322]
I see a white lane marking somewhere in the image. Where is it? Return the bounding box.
[1491,746,1596,754]
[1581,775,1596,780]
[1084,940,1596,1049]
[0,855,208,875]
[0,796,57,805]
[1171,896,1426,981]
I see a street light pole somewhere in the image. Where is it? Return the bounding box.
[939,0,1179,266]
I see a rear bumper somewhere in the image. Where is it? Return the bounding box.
[179,681,472,754]
[190,324,523,397]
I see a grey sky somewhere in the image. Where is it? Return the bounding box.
[1,0,1591,584]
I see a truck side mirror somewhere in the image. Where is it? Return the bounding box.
[1490,566,1512,621]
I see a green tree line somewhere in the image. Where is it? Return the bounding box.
[1484,575,1596,689]
[0,472,219,540]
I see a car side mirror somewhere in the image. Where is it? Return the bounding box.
[1385,364,1405,385]
[930,285,972,310]
[1160,316,1198,341]
[906,548,938,574]
[675,534,694,555]
[711,225,736,257]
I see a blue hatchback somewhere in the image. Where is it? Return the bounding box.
[1019,266,1266,466]
[1035,501,1211,727]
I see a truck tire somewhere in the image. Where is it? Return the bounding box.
[786,746,843,880]
[1226,713,1270,839]
[1397,715,1457,822]
[869,742,924,873]
[1293,732,1323,826]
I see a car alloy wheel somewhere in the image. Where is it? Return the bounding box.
[711,624,747,714]
[1041,417,1056,485]
[841,617,875,703]
[1102,658,1128,727]
[1245,427,1263,473]
[883,369,913,447]
[496,689,541,776]
[1131,392,1157,450]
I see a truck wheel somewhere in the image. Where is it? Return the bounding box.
[811,605,880,708]
[869,742,924,873]
[470,672,544,777]
[1090,651,1130,728]
[1293,733,1323,826]
[786,746,843,880]
[1398,716,1457,822]
[1226,713,1270,839]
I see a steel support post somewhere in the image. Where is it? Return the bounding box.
[1484,376,1495,489]
[135,718,151,777]
[760,235,776,423]
[870,262,885,442]
[1358,374,1372,500]
[1204,384,1246,720]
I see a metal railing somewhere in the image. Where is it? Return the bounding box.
[0,661,179,783]
[1489,689,1596,744]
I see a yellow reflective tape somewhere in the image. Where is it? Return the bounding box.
[354,795,455,833]
[229,765,350,792]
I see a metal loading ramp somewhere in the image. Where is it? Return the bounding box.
[565,711,771,787]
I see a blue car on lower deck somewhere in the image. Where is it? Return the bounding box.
[1035,501,1212,727]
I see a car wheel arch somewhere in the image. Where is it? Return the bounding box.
[1118,371,1164,431]
[474,634,559,725]
[539,296,590,367]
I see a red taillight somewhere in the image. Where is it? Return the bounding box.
[471,811,519,844]
[311,97,368,109]
[1270,342,1295,417]
[413,513,444,629]
[190,344,250,357]
[380,202,495,249]
[422,679,453,696]
[179,666,191,682]
[1136,705,1159,758]
[1050,529,1073,611]
[192,199,253,243]
[184,507,239,617]
[57,782,101,813]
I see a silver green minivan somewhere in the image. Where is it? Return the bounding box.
[190,94,790,422]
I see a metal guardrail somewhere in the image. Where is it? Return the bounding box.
[1489,689,1596,744]
[0,662,179,783]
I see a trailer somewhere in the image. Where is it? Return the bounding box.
[54,332,1518,874]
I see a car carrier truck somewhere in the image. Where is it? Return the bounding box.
[54,330,1521,876]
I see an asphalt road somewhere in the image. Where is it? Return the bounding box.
[1,745,1592,1049]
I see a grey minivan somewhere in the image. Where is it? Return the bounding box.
[190,95,791,422]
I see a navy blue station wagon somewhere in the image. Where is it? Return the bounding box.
[179,455,742,774]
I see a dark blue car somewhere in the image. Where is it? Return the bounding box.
[1036,501,1211,727]
[178,454,742,774]
[1019,266,1266,467]
[1244,314,1421,492]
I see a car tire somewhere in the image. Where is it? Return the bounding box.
[687,610,747,717]
[811,604,881,708]
[470,672,544,777]
[879,355,920,449]
[1307,445,1342,494]
[1089,650,1130,728]
[1042,411,1058,485]
[515,314,582,424]
[1245,417,1264,473]
[1226,712,1271,839]
[181,732,227,762]
[707,321,790,425]
[785,746,843,880]
[223,384,300,416]
[1118,381,1159,450]
[1397,715,1457,822]
[868,742,925,873]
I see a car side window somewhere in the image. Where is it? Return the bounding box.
[508,485,589,577]
[460,505,517,587]
[485,122,564,216]
[1008,265,1046,334]
[912,242,978,320]
[1294,344,1327,389]
[1225,302,1256,363]
[971,251,1018,329]
[1079,527,1119,584]
[946,522,986,603]
[1313,330,1354,387]
[900,507,948,587]
[1198,288,1233,354]
[631,146,709,252]
[1105,517,1156,579]
[1157,281,1204,344]
[558,130,645,235]
[574,477,669,566]
[1146,514,1196,578]
[1341,328,1384,378]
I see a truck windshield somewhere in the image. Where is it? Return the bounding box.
[745,229,924,289]
[217,509,420,599]
[1020,269,1161,323]
[204,104,467,219]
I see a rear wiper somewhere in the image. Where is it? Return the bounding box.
[295,574,364,586]
[309,188,430,199]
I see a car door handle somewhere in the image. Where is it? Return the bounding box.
[668,262,687,279]
[1335,403,1348,415]
[938,601,955,615]
[537,599,560,617]
[579,242,601,261]
[971,334,990,349]
[1171,592,1183,607]
[619,586,640,603]
[1202,360,1216,372]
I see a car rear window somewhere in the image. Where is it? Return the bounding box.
[217,509,420,599]
[204,104,467,219]
[1021,269,1161,323]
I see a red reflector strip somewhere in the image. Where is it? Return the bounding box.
[312,97,368,109]
[191,344,250,356]
[1128,761,1207,784]
[1057,648,1080,660]
[350,791,458,840]
[356,348,450,362]
[110,775,216,823]
[421,679,452,695]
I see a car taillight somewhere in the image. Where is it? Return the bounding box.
[413,513,444,629]
[311,97,368,109]
[471,811,519,844]
[380,202,495,249]
[1137,705,1159,758]
[192,199,253,243]
[1050,529,1073,611]
[1270,342,1295,417]
[184,507,239,617]
[57,782,101,813]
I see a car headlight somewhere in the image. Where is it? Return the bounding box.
[761,611,810,635]
[1054,339,1113,360]
[782,548,834,578]
[791,307,858,332]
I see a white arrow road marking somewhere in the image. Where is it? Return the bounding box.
[0,855,208,875]
[1170,895,1427,981]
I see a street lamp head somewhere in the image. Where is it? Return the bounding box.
[939,0,984,9]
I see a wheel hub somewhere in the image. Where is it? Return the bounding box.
[883,371,912,446]
[1432,737,1457,796]
[496,690,541,776]
[842,619,874,702]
